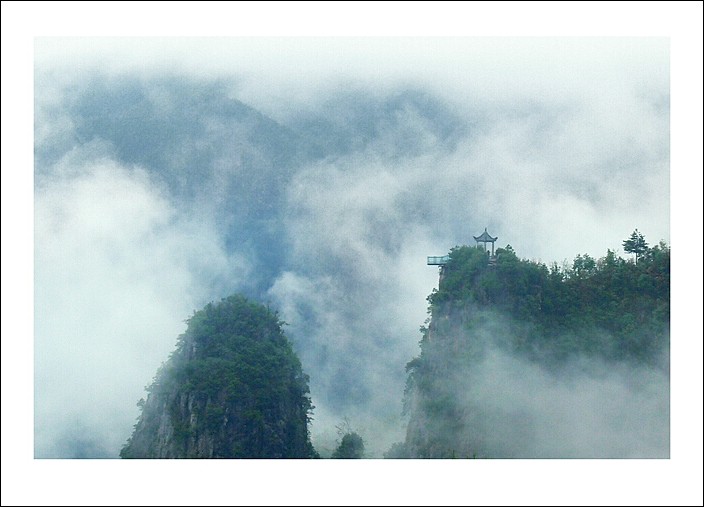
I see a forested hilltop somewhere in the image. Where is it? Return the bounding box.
[393,232,670,458]
[121,295,317,458]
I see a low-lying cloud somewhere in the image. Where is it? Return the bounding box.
[32,37,670,458]
[459,345,670,458]
[34,149,248,457]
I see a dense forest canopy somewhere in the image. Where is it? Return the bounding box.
[425,237,669,364]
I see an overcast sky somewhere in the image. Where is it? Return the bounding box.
[32,35,673,259]
[32,34,673,456]
[3,2,703,506]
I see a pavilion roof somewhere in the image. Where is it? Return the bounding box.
[473,228,498,242]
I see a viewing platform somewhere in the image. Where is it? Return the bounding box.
[427,228,499,269]
[427,255,450,266]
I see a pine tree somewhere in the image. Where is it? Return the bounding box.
[623,229,648,264]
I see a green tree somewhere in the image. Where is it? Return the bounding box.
[623,229,648,264]
[332,432,365,459]
[572,253,596,278]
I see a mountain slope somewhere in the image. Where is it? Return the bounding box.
[401,241,670,458]
[121,295,317,458]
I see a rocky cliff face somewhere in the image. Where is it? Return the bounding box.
[121,295,316,458]
[400,244,670,459]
